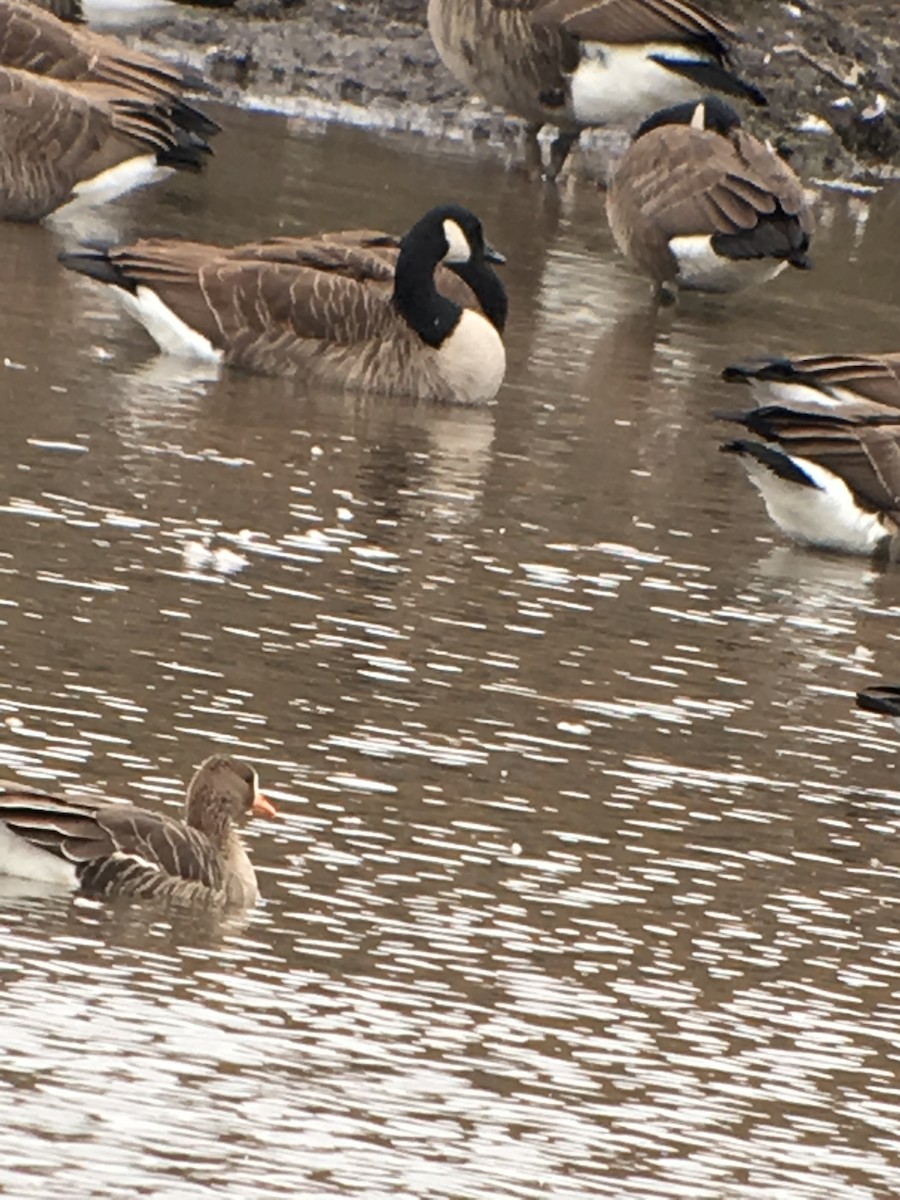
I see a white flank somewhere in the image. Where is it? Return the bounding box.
[669,235,788,293]
[442,219,473,265]
[745,379,871,409]
[438,309,506,405]
[569,43,711,127]
[740,452,888,555]
[117,286,224,361]
[61,156,173,212]
[0,822,77,887]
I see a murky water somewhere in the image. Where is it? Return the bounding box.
[2,105,900,1198]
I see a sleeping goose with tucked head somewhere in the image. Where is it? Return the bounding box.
[427,0,766,178]
[0,755,277,906]
[719,403,900,559]
[0,65,210,220]
[60,203,509,404]
[607,96,813,299]
[722,352,900,411]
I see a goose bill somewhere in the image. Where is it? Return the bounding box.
[252,792,278,818]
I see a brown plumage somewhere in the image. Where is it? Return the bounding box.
[720,404,900,557]
[0,755,277,905]
[60,205,509,404]
[0,64,207,219]
[427,0,765,176]
[723,352,900,411]
[0,0,218,138]
[607,96,813,297]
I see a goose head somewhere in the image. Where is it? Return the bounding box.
[185,755,277,845]
[394,204,506,347]
[633,95,742,140]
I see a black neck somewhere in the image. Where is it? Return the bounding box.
[393,237,462,349]
[449,259,507,334]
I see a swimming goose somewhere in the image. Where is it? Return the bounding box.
[0,66,209,219]
[427,0,766,178]
[0,0,218,139]
[607,97,813,299]
[719,404,900,558]
[723,352,900,411]
[60,204,509,404]
[0,755,277,905]
[856,684,900,732]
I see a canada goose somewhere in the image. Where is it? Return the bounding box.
[723,352,900,411]
[60,204,509,404]
[0,755,278,905]
[0,0,219,139]
[719,404,900,558]
[427,0,766,177]
[0,65,210,220]
[607,97,813,299]
[856,684,900,732]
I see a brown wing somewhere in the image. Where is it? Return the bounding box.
[530,0,734,45]
[608,123,810,274]
[733,408,900,513]
[0,0,186,102]
[747,353,900,410]
[0,781,224,896]
[0,69,164,218]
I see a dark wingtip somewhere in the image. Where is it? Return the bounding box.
[856,685,900,717]
[59,247,136,294]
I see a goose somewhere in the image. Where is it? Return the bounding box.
[723,352,900,411]
[0,65,210,219]
[607,96,813,299]
[856,684,900,733]
[0,754,278,905]
[0,0,218,139]
[719,403,900,558]
[427,0,766,178]
[59,204,509,404]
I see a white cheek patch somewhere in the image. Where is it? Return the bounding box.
[442,219,473,265]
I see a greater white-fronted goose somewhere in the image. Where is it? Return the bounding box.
[607,96,813,299]
[723,352,900,411]
[0,0,218,139]
[427,0,765,177]
[719,404,900,559]
[0,755,277,905]
[60,204,509,404]
[0,66,210,220]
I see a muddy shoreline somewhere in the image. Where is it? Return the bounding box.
[129,0,900,183]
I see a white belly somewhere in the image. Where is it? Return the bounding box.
[569,43,709,127]
[0,822,78,887]
[59,155,173,212]
[117,286,225,362]
[670,235,788,293]
[437,309,506,405]
[741,453,889,555]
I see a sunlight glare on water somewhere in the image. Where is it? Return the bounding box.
[0,108,900,1198]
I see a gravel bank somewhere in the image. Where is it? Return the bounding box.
[132,0,900,182]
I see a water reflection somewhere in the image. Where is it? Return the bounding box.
[0,110,900,1198]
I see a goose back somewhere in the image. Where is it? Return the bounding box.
[61,210,508,403]
[0,66,202,219]
[723,353,900,411]
[607,100,813,292]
